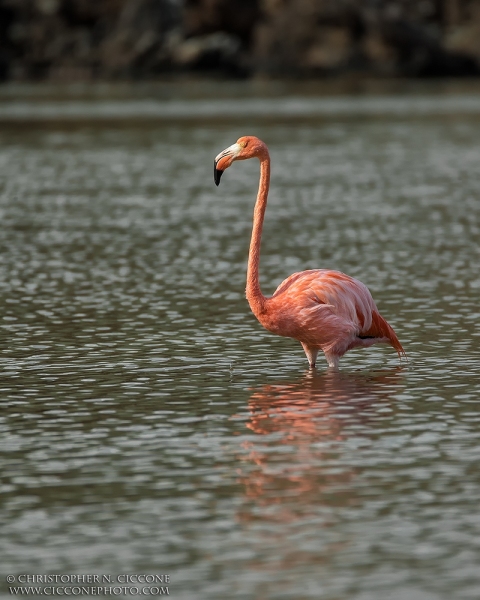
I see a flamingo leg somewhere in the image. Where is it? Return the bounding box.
[301,343,319,369]
[324,352,340,370]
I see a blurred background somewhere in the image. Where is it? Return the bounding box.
[1,0,480,82]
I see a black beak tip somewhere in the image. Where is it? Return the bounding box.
[214,167,224,186]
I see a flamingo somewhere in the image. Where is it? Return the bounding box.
[214,136,405,369]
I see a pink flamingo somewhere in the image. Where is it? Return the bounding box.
[214,136,405,369]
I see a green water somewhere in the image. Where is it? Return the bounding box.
[1,83,480,600]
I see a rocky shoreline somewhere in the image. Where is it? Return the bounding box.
[1,0,480,81]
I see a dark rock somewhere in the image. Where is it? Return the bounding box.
[183,0,260,44]
[1,0,480,80]
[380,17,479,76]
[171,32,245,75]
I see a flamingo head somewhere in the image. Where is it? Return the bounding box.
[214,136,268,186]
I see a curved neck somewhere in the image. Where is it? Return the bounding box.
[246,152,270,316]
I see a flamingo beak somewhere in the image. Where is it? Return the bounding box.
[214,143,241,186]
[214,163,224,186]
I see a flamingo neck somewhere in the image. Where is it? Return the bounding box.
[246,153,270,316]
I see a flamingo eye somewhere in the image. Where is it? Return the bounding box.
[239,140,248,148]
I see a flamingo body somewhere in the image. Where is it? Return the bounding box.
[214,136,405,369]
[259,269,404,369]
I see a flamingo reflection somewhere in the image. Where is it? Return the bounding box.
[237,368,404,524]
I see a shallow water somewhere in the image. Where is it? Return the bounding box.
[1,85,480,600]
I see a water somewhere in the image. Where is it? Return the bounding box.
[1,84,480,600]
